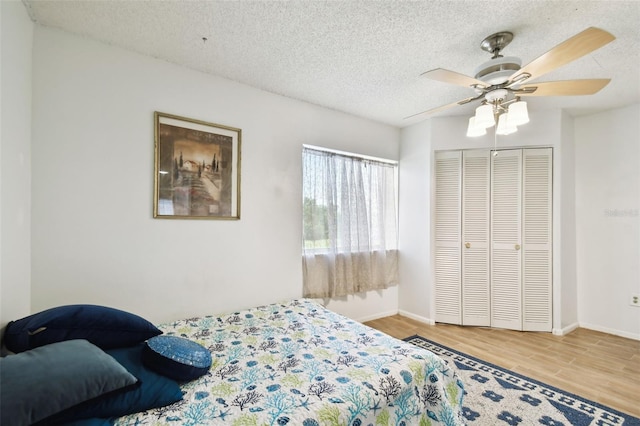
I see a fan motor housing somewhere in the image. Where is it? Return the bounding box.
[474,56,522,85]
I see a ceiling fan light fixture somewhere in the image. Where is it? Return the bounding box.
[496,113,518,135]
[475,104,495,128]
[508,100,529,126]
[466,117,487,137]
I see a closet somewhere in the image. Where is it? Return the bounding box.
[434,148,552,332]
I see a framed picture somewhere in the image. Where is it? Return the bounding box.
[154,112,241,219]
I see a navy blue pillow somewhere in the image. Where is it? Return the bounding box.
[59,419,112,426]
[3,304,162,353]
[0,340,138,426]
[44,344,183,423]
[142,335,212,382]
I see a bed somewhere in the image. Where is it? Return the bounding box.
[114,299,466,425]
[1,299,465,425]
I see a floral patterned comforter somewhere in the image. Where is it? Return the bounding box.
[115,299,465,425]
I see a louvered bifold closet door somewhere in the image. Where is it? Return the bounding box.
[462,150,490,326]
[491,149,523,330]
[522,148,552,331]
[434,151,462,324]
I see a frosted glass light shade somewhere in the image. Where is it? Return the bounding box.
[496,113,517,135]
[508,101,529,126]
[466,117,487,137]
[474,104,495,128]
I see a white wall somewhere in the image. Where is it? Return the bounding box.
[29,26,400,325]
[397,120,433,323]
[0,0,33,331]
[559,110,578,331]
[575,104,640,340]
[398,110,579,333]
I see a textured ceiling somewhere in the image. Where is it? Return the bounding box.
[22,0,640,127]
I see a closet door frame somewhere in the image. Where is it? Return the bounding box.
[433,147,553,332]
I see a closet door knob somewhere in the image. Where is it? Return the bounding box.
[465,242,471,249]
[515,244,521,250]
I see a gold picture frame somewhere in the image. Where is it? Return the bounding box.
[154,112,241,219]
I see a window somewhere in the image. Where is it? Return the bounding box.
[302,146,399,298]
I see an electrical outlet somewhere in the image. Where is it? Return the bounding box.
[631,294,640,307]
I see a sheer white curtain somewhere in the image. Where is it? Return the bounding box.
[302,146,398,298]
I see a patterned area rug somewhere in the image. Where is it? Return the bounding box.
[404,335,640,426]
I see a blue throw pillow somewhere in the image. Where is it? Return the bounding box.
[142,335,212,382]
[0,340,138,426]
[3,304,162,353]
[44,343,183,423]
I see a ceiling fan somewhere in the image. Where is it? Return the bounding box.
[406,27,615,133]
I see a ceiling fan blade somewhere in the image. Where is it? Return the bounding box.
[404,96,481,120]
[517,79,611,96]
[508,27,615,86]
[421,68,488,89]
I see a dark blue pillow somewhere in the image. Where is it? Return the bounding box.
[142,335,212,382]
[44,344,183,423]
[58,417,114,426]
[0,340,138,426]
[55,419,112,426]
[3,304,162,353]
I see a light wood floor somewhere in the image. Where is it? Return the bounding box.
[364,315,640,418]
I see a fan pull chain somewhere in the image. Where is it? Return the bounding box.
[493,124,499,157]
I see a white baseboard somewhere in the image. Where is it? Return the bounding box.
[578,322,640,341]
[356,309,398,323]
[398,309,435,326]
[552,322,579,336]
